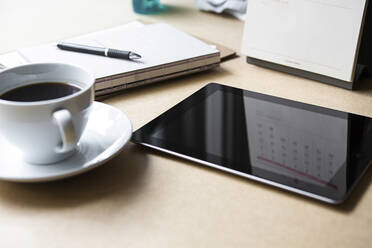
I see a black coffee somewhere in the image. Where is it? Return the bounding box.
[0,82,81,102]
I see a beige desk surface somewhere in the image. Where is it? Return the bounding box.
[1,0,372,247]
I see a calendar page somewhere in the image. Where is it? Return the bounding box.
[241,0,368,82]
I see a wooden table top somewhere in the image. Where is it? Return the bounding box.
[0,0,371,247]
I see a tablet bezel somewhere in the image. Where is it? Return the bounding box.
[132,83,372,204]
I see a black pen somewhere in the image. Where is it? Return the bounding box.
[57,42,142,60]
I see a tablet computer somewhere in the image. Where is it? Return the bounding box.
[132,83,372,204]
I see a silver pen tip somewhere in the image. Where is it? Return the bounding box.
[129,52,142,60]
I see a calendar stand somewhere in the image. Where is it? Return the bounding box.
[245,1,372,90]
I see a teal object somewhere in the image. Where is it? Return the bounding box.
[132,0,165,14]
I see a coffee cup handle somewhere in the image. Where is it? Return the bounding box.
[53,109,77,153]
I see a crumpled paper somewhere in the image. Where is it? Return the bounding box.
[195,0,247,21]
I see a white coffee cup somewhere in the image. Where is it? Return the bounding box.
[0,63,95,164]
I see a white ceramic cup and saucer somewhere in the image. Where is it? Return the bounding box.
[0,63,132,182]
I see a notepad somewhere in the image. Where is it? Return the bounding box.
[0,21,220,96]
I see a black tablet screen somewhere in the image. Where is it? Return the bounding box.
[132,83,372,203]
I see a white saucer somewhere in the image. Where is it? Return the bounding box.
[0,101,132,183]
